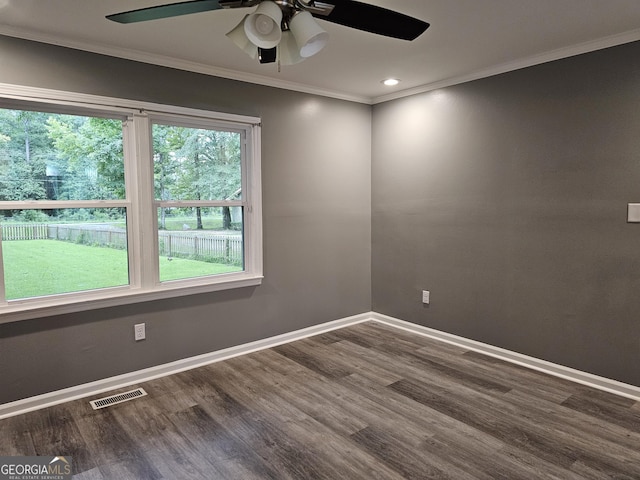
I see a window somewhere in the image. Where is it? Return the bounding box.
[0,87,262,322]
[151,119,244,283]
[0,109,129,302]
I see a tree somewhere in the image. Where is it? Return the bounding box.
[0,109,52,207]
[153,125,241,230]
[152,124,181,229]
[46,116,125,201]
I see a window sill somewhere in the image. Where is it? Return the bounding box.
[0,273,263,324]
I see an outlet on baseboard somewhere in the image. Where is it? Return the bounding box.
[134,323,146,341]
[422,290,430,305]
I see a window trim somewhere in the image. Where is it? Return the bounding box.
[0,83,262,324]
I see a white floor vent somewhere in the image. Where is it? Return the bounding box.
[89,388,147,410]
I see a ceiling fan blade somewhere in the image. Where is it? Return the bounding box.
[311,0,429,41]
[106,0,223,24]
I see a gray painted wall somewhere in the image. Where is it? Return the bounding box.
[0,36,372,404]
[3,33,639,405]
[372,41,640,386]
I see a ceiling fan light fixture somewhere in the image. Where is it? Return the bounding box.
[244,1,283,49]
[278,31,305,66]
[226,15,259,59]
[289,10,328,58]
[107,0,429,66]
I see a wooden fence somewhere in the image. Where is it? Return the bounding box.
[158,231,243,265]
[0,223,48,240]
[48,225,129,250]
[1,223,242,265]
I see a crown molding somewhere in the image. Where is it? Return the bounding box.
[0,26,372,105]
[372,27,640,104]
[2,24,640,107]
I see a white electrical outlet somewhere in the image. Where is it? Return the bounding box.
[134,323,146,341]
[422,290,430,304]
[628,203,640,223]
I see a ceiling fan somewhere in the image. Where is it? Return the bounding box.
[107,0,430,66]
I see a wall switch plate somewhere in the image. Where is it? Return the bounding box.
[422,290,430,304]
[628,204,640,223]
[134,323,146,341]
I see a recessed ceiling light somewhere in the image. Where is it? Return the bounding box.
[382,78,400,86]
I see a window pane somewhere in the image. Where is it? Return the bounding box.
[0,108,125,201]
[158,207,243,282]
[1,209,129,300]
[152,124,242,201]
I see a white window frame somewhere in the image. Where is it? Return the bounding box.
[0,83,263,323]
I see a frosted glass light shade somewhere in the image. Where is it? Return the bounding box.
[226,16,259,59]
[244,1,282,49]
[290,10,328,58]
[278,31,304,65]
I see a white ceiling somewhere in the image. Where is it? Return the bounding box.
[1,0,640,104]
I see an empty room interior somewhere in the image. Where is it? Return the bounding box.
[1,1,640,478]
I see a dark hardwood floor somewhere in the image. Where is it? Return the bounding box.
[2,321,640,479]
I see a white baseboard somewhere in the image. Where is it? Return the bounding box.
[370,312,640,402]
[2,311,639,419]
[0,313,370,419]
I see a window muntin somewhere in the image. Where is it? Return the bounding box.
[0,90,261,320]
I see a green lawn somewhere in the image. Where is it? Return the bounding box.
[113,216,233,231]
[2,240,241,300]
[161,216,224,231]
[159,254,241,282]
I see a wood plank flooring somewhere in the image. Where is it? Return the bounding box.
[2,321,640,479]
